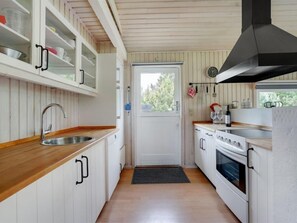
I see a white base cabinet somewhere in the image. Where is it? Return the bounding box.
[248,145,272,223]
[194,126,216,186]
[106,132,121,200]
[0,140,106,223]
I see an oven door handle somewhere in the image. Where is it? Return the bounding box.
[216,146,246,165]
[247,148,254,169]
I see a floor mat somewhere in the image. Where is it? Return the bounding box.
[131,167,190,184]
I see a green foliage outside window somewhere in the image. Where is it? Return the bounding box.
[141,73,175,112]
[258,91,297,107]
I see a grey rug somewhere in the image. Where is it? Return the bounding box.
[131,167,190,184]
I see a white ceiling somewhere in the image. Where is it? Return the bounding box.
[114,0,297,52]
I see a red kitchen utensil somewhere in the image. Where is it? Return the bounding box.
[46,47,57,55]
[0,15,6,25]
[187,86,196,98]
[210,103,221,112]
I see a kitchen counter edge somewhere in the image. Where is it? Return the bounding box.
[0,127,118,202]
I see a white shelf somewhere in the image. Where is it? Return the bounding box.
[1,0,30,15]
[82,54,95,67]
[46,26,74,50]
[48,51,74,68]
[85,71,95,79]
[0,23,30,45]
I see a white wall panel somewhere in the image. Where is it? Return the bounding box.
[0,77,79,143]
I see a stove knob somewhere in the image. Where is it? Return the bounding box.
[237,142,241,147]
[224,138,228,142]
[232,141,237,145]
[228,139,232,144]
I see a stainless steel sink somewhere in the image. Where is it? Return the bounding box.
[41,136,94,146]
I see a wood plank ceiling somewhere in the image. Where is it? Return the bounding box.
[114,0,297,52]
[65,0,109,42]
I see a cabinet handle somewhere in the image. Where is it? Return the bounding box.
[120,163,122,172]
[202,139,206,150]
[247,148,254,169]
[35,44,43,69]
[200,138,205,150]
[75,159,83,185]
[79,69,85,85]
[81,155,89,178]
[41,48,49,71]
[206,133,213,137]
[195,129,200,132]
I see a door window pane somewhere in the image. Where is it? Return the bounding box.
[140,72,175,112]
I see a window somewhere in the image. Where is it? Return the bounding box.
[256,82,297,108]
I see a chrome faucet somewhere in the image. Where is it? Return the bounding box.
[40,103,67,142]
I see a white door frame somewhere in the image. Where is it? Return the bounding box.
[131,64,183,166]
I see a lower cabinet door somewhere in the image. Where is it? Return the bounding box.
[107,135,120,200]
[74,155,88,223]
[0,195,17,223]
[17,182,38,223]
[91,140,106,222]
[37,173,53,223]
[63,159,75,223]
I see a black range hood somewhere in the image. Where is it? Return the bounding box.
[216,0,297,83]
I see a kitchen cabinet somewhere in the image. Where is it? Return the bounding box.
[194,126,216,186]
[0,194,16,223]
[0,139,106,223]
[106,132,121,200]
[78,53,119,126]
[248,145,272,223]
[17,182,38,223]
[78,42,98,92]
[0,0,40,75]
[0,0,99,95]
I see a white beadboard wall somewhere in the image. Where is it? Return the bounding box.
[124,51,254,166]
[0,76,79,143]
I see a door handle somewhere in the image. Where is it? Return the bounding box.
[81,155,89,178]
[79,69,85,85]
[41,48,49,71]
[247,148,254,169]
[35,44,43,69]
[175,101,180,112]
[75,159,83,185]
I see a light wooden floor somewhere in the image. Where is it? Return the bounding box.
[97,168,240,223]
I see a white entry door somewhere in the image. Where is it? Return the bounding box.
[133,65,181,166]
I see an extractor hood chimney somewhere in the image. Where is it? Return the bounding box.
[216,0,297,83]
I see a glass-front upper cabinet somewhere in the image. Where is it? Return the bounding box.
[39,2,77,85]
[80,42,97,90]
[0,0,39,74]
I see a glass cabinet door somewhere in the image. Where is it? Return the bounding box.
[0,0,36,71]
[43,6,76,82]
[80,43,97,89]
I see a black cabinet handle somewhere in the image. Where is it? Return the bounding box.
[81,155,89,178]
[247,148,254,169]
[41,48,49,71]
[79,69,85,84]
[35,44,43,69]
[75,159,83,185]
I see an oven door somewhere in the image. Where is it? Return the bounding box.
[216,145,248,223]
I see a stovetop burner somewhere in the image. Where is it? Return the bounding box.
[222,129,272,139]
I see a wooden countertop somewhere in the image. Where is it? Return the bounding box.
[246,138,272,151]
[0,127,117,202]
